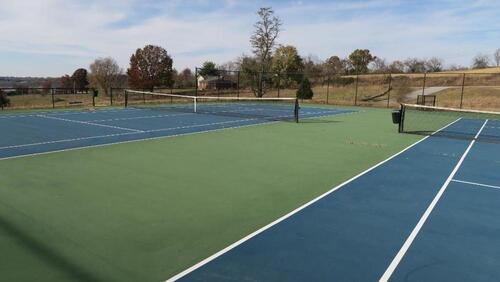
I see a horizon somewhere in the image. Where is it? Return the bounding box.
[1,0,499,77]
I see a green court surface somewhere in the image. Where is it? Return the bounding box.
[0,107,419,281]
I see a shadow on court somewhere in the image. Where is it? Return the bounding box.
[0,216,105,282]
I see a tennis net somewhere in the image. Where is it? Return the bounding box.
[124,90,299,122]
[399,103,500,143]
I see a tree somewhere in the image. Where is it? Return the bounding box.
[218,60,239,72]
[60,75,73,89]
[0,89,10,108]
[198,61,218,77]
[348,49,375,74]
[324,55,347,75]
[272,45,304,87]
[41,80,52,95]
[472,54,490,69]
[404,58,426,73]
[448,64,468,71]
[127,45,174,91]
[71,68,89,91]
[238,55,260,90]
[494,49,500,67]
[89,57,122,96]
[302,55,323,81]
[175,68,195,88]
[296,78,313,99]
[250,7,282,97]
[388,60,405,73]
[370,57,388,73]
[425,57,443,72]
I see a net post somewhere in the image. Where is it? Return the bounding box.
[460,73,466,109]
[294,98,299,123]
[194,97,197,113]
[398,104,405,133]
[124,90,128,108]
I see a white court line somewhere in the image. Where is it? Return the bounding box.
[0,110,354,161]
[0,107,142,119]
[0,118,256,150]
[379,119,489,282]
[37,114,144,133]
[1,111,338,151]
[87,112,193,122]
[451,179,500,190]
[165,117,459,282]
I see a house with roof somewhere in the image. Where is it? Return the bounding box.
[197,75,237,90]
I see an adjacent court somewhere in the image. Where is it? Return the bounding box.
[0,100,499,282]
[171,117,500,281]
[0,101,349,159]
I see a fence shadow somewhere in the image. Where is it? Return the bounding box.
[0,215,105,282]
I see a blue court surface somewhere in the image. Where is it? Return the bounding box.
[0,105,351,159]
[168,118,500,281]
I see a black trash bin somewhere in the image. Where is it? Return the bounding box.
[392,111,401,124]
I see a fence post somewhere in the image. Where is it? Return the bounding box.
[354,73,359,106]
[51,88,55,108]
[110,87,113,106]
[326,75,330,104]
[460,73,466,109]
[237,71,240,98]
[421,72,427,96]
[387,73,392,108]
[194,67,198,96]
[277,73,280,98]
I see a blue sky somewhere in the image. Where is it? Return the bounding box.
[0,0,499,76]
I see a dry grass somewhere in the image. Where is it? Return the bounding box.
[6,93,115,110]
[434,87,500,111]
[439,67,500,74]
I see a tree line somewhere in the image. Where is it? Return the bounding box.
[35,7,500,99]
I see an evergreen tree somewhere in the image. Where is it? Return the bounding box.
[296,78,314,99]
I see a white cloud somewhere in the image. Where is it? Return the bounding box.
[0,0,499,76]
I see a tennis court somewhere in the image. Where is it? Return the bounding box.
[0,93,349,159]
[171,108,500,281]
[1,98,499,281]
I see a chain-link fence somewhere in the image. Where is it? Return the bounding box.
[2,71,499,111]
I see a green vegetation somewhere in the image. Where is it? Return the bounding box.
[296,78,314,99]
[127,45,174,91]
[197,61,218,77]
[0,89,10,108]
[0,108,419,281]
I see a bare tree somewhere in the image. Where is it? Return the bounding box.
[425,57,444,72]
[250,7,282,97]
[89,57,122,96]
[388,60,405,73]
[494,48,500,67]
[404,58,426,73]
[472,54,490,69]
[370,57,388,73]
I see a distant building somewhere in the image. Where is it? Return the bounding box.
[197,75,237,90]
